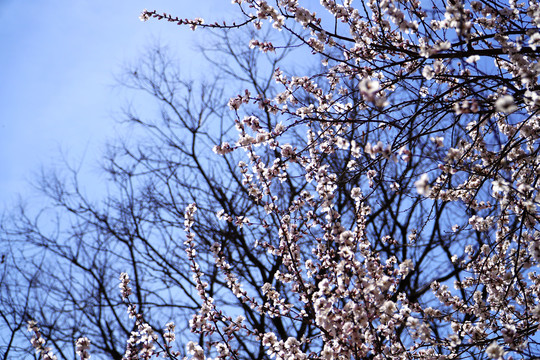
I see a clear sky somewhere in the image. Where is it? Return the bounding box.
[0,1,233,206]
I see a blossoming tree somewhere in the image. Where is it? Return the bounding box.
[22,0,540,359]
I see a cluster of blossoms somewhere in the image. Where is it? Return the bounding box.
[28,321,90,360]
[166,1,540,358]
[76,337,91,360]
[27,321,59,360]
[43,1,540,359]
[120,273,181,360]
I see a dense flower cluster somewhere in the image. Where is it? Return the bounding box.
[75,337,91,360]
[28,321,91,360]
[156,1,540,358]
[27,321,58,360]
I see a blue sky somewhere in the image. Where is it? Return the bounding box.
[0,1,234,206]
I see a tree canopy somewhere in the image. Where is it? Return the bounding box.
[4,1,540,359]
